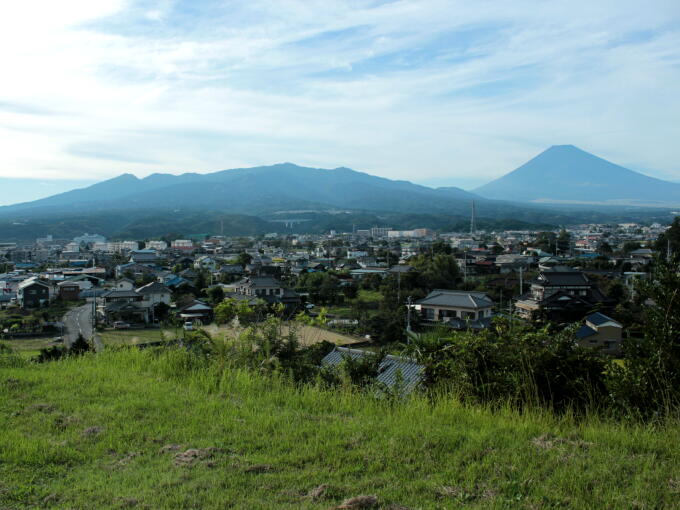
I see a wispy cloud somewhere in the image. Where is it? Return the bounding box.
[0,0,679,185]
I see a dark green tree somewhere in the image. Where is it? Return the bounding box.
[206,286,225,304]
[655,217,680,258]
[613,256,680,417]
[237,252,253,267]
[556,229,571,254]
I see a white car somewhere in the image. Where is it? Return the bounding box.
[183,322,194,331]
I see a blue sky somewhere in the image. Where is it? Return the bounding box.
[0,0,679,194]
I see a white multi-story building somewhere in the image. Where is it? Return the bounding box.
[73,233,107,245]
[92,241,139,253]
[171,239,194,250]
[146,240,168,251]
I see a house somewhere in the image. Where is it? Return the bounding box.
[322,347,424,394]
[495,254,533,274]
[388,264,416,275]
[113,278,135,291]
[219,264,245,277]
[136,281,172,307]
[0,292,16,310]
[194,256,218,272]
[575,312,623,355]
[413,290,495,330]
[350,268,388,280]
[629,248,653,260]
[98,290,150,325]
[165,276,192,290]
[176,299,213,323]
[57,281,81,301]
[226,276,301,312]
[115,262,156,280]
[514,267,610,321]
[17,277,51,309]
[130,249,159,265]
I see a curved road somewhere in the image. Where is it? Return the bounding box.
[63,299,103,352]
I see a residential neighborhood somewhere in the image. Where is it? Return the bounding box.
[0,219,674,359]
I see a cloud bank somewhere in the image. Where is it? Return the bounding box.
[0,0,679,187]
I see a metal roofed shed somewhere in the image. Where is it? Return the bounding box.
[322,346,424,394]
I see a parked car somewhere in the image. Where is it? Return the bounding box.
[183,321,193,331]
[113,321,130,329]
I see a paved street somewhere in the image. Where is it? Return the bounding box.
[63,299,103,352]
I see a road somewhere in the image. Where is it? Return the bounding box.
[63,299,103,352]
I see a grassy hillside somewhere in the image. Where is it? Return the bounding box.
[1,348,679,509]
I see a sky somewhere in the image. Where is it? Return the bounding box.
[1,0,679,198]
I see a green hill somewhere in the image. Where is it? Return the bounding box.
[1,348,678,509]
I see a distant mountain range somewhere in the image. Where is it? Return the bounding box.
[0,146,677,240]
[474,145,680,206]
[0,163,480,217]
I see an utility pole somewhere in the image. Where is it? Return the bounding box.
[470,200,476,237]
[519,266,524,295]
[397,270,401,305]
[406,295,413,343]
[463,250,468,282]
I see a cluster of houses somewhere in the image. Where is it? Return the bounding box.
[1,219,667,355]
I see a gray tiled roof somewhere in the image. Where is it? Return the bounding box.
[322,347,424,394]
[136,281,171,294]
[537,270,589,286]
[416,290,493,309]
[102,290,141,299]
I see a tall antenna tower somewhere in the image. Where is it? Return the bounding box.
[470,200,476,236]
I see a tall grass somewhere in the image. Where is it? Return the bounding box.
[2,347,679,508]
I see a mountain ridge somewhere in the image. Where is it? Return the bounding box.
[474,145,680,206]
[0,163,482,218]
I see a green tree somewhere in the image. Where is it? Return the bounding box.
[655,217,680,258]
[622,241,641,254]
[599,241,613,255]
[613,256,680,417]
[297,272,340,305]
[214,298,239,324]
[411,253,461,290]
[206,286,224,304]
[533,231,556,253]
[557,229,571,254]
[237,252,252,267]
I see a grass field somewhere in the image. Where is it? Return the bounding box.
[203,323,363,346]
[1,348,678,509]
[0,337,61,359]
[357,290,384,303]
[99,323,362,348]
[98,328,177,346]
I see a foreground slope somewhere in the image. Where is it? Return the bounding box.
[475,145,680,206]
[1,349,678,509]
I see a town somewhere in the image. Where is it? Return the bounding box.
[1,220,672,362]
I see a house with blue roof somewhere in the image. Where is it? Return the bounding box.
[575,312,622,356]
